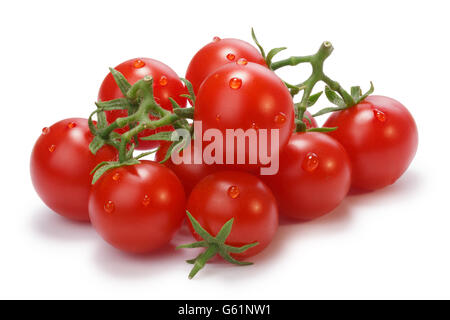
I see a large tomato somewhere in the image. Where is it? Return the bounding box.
[186,38,266,95]
[88,160,186,253]
[98,58,187,150]
[194,61,295,172]
[187,171,278,259]
[324,95,418,190]
[261,132,351,220]
[155,141,219,196]
[30,118,118,221]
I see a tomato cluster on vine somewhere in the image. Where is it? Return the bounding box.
[30,29,418,278]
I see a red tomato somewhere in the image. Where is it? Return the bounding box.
[194,62,295,171]
[88,160,186,253]
[30,118,118,221]
[155,141,218,196]
[98,58,187,150]
[186,38,266,95]
[187,171,278,259]
[261,132,351,220]
[324,95,418,190]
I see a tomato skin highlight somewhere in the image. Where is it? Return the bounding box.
[98,58,187,150]
[261,132,351,220]
[187,171,278,259]
[30,118,118,221]
[88,160,186,253]
[194,62,295,171]
[186,38,266,95]
[324,95,418,190]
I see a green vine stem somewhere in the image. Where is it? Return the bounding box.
[271,41,356,132]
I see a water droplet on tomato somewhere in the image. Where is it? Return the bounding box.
[67,122,76,129]
[226,53,235,61]
[228,186,240,199]
[229,77,242,90]
[48,144,56,153]
[216,114,221,121]
[213,36,221,42]
[302,152,319,172]
[251,122,259,130]
[274,112,287,125]
[373,109,386,122]
[237,58,248,65]
[142,194,150,207]
[133,59,145,68]
[112,172,120,181]
[159,75,168,86]
[42,127,50,135]
[104,200,115,213]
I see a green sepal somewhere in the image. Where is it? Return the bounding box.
[351,86,361,101]
[89,136,106,155]
[324,86,347,108]
[95,98,134,111]
[251,28,266,59]
[356,81,374,104]
[169,97,181,110]
[307,91,323,107]
[306,126,338,132]
[109,68,132,97]
[140,131,174,141]
[266,47,287,67]
[176,211,258,279]
[90,159,140,185]
[181,78,196,106]
[174,107,194,119]
[312,105,348,117]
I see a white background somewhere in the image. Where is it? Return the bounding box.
[1,0,449,299]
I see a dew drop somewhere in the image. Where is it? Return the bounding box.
[373,109,386,122]
[104,200,115,213]
[237,58,248,65]
[227,186,240,199]
[112,172,120,181]
[159,75,168,86]
[251,122,259,130]
[48,144,56,153]
[229,77,242,90]
[213,36,221,42]
[142,194,150,207]
[302,152,319,172]
[67,122,76,129]
[274,112,287,125]
[216,114,221,121]
[42,127,50,135]
[133,59,145,68]
[226,53,235,61]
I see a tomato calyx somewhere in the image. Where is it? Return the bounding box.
[88,71,195,182]
[177,211,259,279]
[313,82,375,117]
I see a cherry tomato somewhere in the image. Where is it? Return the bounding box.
[261,132,351,220]
[194,62,295,171]
[98,58,187,150]
[187,171,278,259]
[324,95,418,190]
[30,118,118,221]
[88,160,186,253]
[155,141,218,196]
[186,38,266,95]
